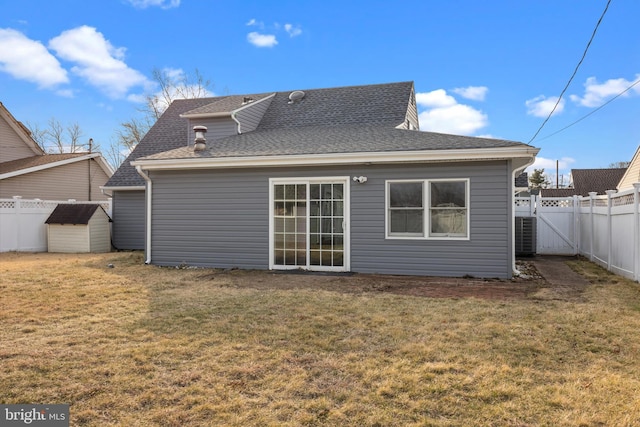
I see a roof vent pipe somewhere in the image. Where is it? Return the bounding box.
[193,126,207,151]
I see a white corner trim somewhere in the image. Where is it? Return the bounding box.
[0,153,106,180]
[131,146,540,171]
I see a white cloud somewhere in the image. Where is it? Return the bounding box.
[125,0,180,9]
[284,24,302,37]
[528,156,575,172]
[452,86,488,101]
[48,26,149,99]
[570,75,640,107]
[247,32,278,48]
[0,28,68,88]
[416,89,457,108]
[525,95,565,118]
[416,89,488,135]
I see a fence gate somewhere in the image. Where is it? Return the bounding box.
[536,197,578,255]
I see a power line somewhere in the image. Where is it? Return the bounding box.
[528,0,612,144]
[536,77,640,142]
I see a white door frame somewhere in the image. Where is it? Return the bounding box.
[269,176,350,272]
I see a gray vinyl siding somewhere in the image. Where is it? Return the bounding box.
[187,117,237,146]
[0,159,111,200]
[234,96,274,133]
[112,190,145,250]
[148,160,513,278]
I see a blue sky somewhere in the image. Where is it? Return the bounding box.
[1,0,638,183]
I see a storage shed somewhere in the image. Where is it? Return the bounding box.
[45,204,111,253]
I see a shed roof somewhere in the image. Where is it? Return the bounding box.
[45,204,108,225]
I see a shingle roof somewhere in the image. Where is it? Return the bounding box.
[141,124,528,161]
[0,153,88,175]
[571,168,627,196]
[181,93,273,116]
[105,81,416,188]
[45,204,106,225]
[539,168,627,197]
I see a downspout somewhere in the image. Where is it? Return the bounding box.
[231,111,242,134]
[512,156,536,276]
[136,165,153,264]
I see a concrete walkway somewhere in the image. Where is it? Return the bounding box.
[530,255,591,300]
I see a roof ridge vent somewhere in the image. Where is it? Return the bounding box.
[288,90,305,104]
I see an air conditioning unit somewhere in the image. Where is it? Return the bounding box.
[515,217,536,256]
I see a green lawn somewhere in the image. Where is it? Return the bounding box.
[1,252,639,426]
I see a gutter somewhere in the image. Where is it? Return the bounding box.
[511,155,537,276]
[131,146,541,171]
[135,165,153,265]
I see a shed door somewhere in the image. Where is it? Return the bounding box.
[270,178,349,272]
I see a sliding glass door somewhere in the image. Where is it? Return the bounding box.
[271,178,349,272]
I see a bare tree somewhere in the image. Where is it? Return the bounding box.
[608,161,630,168]
[111,68,214,165]
[26,118,96,154]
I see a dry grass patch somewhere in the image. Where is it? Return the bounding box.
[1,252,640,426]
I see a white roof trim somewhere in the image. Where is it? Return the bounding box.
[179,93,276,119]
[0,153,114,180]
[131,146,540,171]
[101,185,145,191]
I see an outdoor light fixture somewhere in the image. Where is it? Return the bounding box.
[352,176,368,184]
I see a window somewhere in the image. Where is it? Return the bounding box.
[388,182,423,236]
[386,179,469,239]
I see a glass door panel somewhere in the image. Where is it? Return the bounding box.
[273,180,346,271]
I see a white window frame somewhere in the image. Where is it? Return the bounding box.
[385,178,470,240]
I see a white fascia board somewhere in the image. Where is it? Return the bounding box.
[131,146,540,171]
[179,111,232,119]
[0,153,103,180]
[100,185,145,191]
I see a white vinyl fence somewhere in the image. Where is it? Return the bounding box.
[0,197,112,252]
[516,184,640,281]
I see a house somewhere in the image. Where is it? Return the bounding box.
[104,81,539,278]
[0,101,113,201]
[539,168,627,197]
[45,204,111,253]
[617,145,640,192]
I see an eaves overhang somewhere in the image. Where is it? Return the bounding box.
[100,185,145,191]
[179,111,233,119]
[0,152,113,180]
[131,146,540,171]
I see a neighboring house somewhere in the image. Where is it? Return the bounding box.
[104,81,539,278]
[540,168,627,197]
[617,145,640,192]
[0,102,113,201]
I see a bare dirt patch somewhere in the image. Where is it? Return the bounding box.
[197,259,549,300]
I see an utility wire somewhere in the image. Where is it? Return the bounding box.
[535,77,640,142]
[528,0,612,144]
